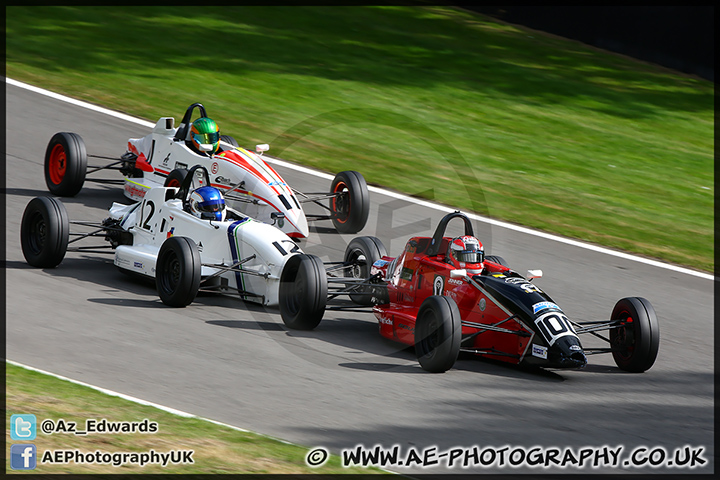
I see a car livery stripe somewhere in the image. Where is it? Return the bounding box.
[227,219,251,293]
[218,150,275,191]
[220,148,293,199]
[212,183,302,234]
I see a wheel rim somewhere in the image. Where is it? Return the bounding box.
[347,249,366,278]
[28,212,47,255]
[161,251,180,294]
[612,310,635,360]
[49,144,67,185]
[332,181,349,223]
[167,179,181,188]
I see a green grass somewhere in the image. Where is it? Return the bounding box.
[5,6,713,271]
[5,362,381,474]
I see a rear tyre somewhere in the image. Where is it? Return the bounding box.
[164,168,189,188]
[414,296,462,373]
[279,254,327,330]
[609,297,660,372]
[20,196,70,268]
[156,236,201,307]
[485,255,509,268]
[44,132,88,197]
[219,134,239,151]
[344,236,387,305]
[330,171,370,234]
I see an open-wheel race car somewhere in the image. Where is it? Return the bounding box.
[22,165,318,307]
[277,211,660,374]
[42,102,370,238]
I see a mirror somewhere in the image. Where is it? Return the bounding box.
[450,269,467,279]
[527,269,543,280]
[256,144,270,154]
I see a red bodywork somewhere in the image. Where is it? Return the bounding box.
[371,236,534,365]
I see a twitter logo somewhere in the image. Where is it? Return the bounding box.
[11,414,36,440]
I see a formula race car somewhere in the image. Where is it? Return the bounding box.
[22,165,317,307]
[43,102,370,238]
[278,211,660,374]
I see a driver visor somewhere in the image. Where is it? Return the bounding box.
[193,131,220,145]
[457,249,484,264]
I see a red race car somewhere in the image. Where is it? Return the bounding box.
[278,211,660,374]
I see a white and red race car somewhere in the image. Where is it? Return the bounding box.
[43,102,370,238]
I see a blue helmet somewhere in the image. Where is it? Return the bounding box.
[189,186,226,221]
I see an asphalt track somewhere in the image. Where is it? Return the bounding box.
[5,81,714,474]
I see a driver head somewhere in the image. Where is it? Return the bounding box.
[448,235,484,274]
[190,117,220,155]
[189,186,226,221]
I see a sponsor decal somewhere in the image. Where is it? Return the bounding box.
[531,344,548,359]
[400,267,414,281]
[174,162,188,171]
[570,344,582,351]
[133,262,143,269]
[533,301,562,315]
[215,175,232,185]
[211,162,219,174]
[373,259,389,268]
[492,273,506,278]
[166,227,175,239]
[505,277,542,294]
[379,317,392,325]
[433,275,444,295]
[479,298,486,311]
[197,242,204,253]
[162,153,170,165]
[124,183,148,199]
[448,278,463,286]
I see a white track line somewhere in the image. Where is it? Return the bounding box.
[6,77,713,281]
[6,359,396,473]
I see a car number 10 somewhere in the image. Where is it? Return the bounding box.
[534,311,578,345]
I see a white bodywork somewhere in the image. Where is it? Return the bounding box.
[125,117,309,238]
[111,185,302,306]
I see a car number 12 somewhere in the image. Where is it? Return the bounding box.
[140,200,155,231]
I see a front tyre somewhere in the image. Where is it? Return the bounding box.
[156,236,201,307]
[330,171,370,234]
[609,297,660,372]
[20,196,70,268]
[44,132,87,196]
[218,135,239,152]
[279,254,327,330]
[485,255,509,268]
[344,236,387,305]
[414,296,462,373]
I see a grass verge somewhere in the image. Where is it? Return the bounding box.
[5,362,381,474]
[5,6,713,271]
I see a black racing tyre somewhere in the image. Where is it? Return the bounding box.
[485,255,509,268]
[344,236,387,305]
[279,254,327,330]
[156,236,201,307]
[20,196,70,268]
[164,168,189,189]
[330,171,370,234]
[609,297,660,373]
[414,295,462,373]
[219,134,239,151]
[44,132,88,197]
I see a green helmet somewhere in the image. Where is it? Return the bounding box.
[190,117,220,154]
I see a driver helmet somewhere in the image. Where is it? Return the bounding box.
[448,235,484,274]
[189,186,226,221]
[190,117,220,155]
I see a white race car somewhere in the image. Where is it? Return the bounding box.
[43,102,370,238]
[22,165,326,309]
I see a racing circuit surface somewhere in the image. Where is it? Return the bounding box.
[5,82,714,474]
